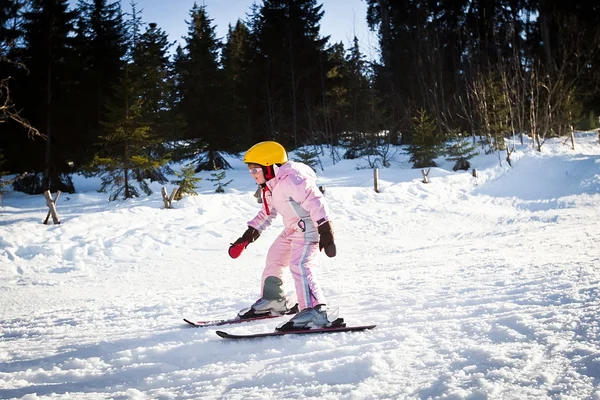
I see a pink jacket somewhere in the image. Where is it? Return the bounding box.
[248,161,330,239]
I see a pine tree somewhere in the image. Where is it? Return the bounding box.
[171,163,202,200]
[445,131,479,171]
[206,161,233,193]
[173,4,230,170]
[127,21,177,171]
[293,146,320,172]
[0,0,23,123]
[13,0,78,193]
[328,37,372,159]
[1,0,25,55]
[586,111,598,130]
[221,20,254,152]
[346,37,371,129]
[0,0,41,141]
[323,42,349,147]
[408,108,440,168]
[131,22,175,139]
[72,0,128,166]
[250,0,329,148]
[91,65,168,201]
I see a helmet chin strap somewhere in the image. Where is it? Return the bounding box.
[258,164,281,214]
[262,164,280,181]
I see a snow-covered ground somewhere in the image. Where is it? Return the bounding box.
[1,133,600,400]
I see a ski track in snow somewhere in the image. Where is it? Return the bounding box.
[1,134,600,399]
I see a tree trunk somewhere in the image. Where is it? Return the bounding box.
[287,20,298,149]
[266,60,276,139]
[538,0,554,73]
[124,138,130,199]
[379,0,392,72]
[44,35,53,191]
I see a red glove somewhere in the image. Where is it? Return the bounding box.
[228,241,248,259]
[228,227,260,259]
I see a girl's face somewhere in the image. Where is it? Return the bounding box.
[248,163,267,185]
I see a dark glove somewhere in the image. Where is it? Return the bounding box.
[235,226,260,245]
[318,221,336,258]
[229,227,260,259]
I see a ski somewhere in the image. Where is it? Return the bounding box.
[185,304,300,327]
[215,324,377,339]
[183,315,280,328]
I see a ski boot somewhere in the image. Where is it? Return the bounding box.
[276,304,345,331]
[238,276,299,319]
[238,297,299,319]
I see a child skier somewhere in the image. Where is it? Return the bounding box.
[229,141,339,331]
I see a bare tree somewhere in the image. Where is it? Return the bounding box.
[530,14,600,151]
[0,67,41,138]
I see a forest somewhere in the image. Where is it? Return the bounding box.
[1,0,599,197]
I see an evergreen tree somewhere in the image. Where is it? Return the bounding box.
[584,111,598,130]
[221,20,254,152]
[346,37,371,130]
[445,131,479,171]
[206,161,233,193]
[323,42,348,146]
[328,37,373,159]
[131,22,175,140]
[249,0,329,148]
[173,4,230,171]
[72,0,128,167]
[408,108,440,168]
[293,146,320,172]
[12,0,78,193]
[91,65,168,201]
[171,163,202,200]
[1,0,24,56]
[0,1,42,140]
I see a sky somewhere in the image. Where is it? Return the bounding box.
[113,0,379,57]
[2,132,600,398]
[142,0,374,47]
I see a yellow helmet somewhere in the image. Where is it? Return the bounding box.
[244,141,288,166]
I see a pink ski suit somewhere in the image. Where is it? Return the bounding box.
[248,161,331,310]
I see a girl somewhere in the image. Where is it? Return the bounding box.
[229,141,339,330]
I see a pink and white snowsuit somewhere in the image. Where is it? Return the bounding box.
[248,161,331,310]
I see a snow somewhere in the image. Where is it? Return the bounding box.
[1,133,600,399]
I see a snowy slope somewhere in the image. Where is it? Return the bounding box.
[1,133,600,399]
